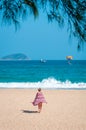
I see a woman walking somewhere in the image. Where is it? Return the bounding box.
[32,88,47,113]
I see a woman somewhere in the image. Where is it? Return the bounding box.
[32,88,47,113]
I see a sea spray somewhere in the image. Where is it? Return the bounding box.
[0,78,86,89]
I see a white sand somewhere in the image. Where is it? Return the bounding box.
[0,89,86,130]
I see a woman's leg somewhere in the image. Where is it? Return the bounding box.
[38,102,42,113]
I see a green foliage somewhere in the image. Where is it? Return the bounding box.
[0,0,38,30]
[61,0,86,48]
[0,0,86,48]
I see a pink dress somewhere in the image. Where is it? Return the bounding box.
[32,92,47,106]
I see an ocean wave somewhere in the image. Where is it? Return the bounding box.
[0,78,86,89]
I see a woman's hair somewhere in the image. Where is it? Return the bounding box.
[38,88,41,92]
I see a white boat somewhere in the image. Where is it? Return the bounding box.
[40,59,46,63]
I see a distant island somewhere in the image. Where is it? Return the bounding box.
[0,53,30,60]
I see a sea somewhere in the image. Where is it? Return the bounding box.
[0,60,86,89]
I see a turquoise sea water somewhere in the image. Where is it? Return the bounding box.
[0,60,86,88]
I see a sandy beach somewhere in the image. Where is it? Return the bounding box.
[0,89,86,130]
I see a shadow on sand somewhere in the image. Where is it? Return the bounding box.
[22,110,39,114]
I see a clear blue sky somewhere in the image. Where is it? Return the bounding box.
[0,13,86,60]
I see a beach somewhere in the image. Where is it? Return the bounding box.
[0,89,86,130]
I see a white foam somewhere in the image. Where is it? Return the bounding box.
[0,78,86,89]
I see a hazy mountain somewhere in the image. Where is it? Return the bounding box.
[1,53,30,60]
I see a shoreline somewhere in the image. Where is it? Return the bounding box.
[0,88,86,90]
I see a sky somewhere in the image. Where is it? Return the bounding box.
[0,13,86,60]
